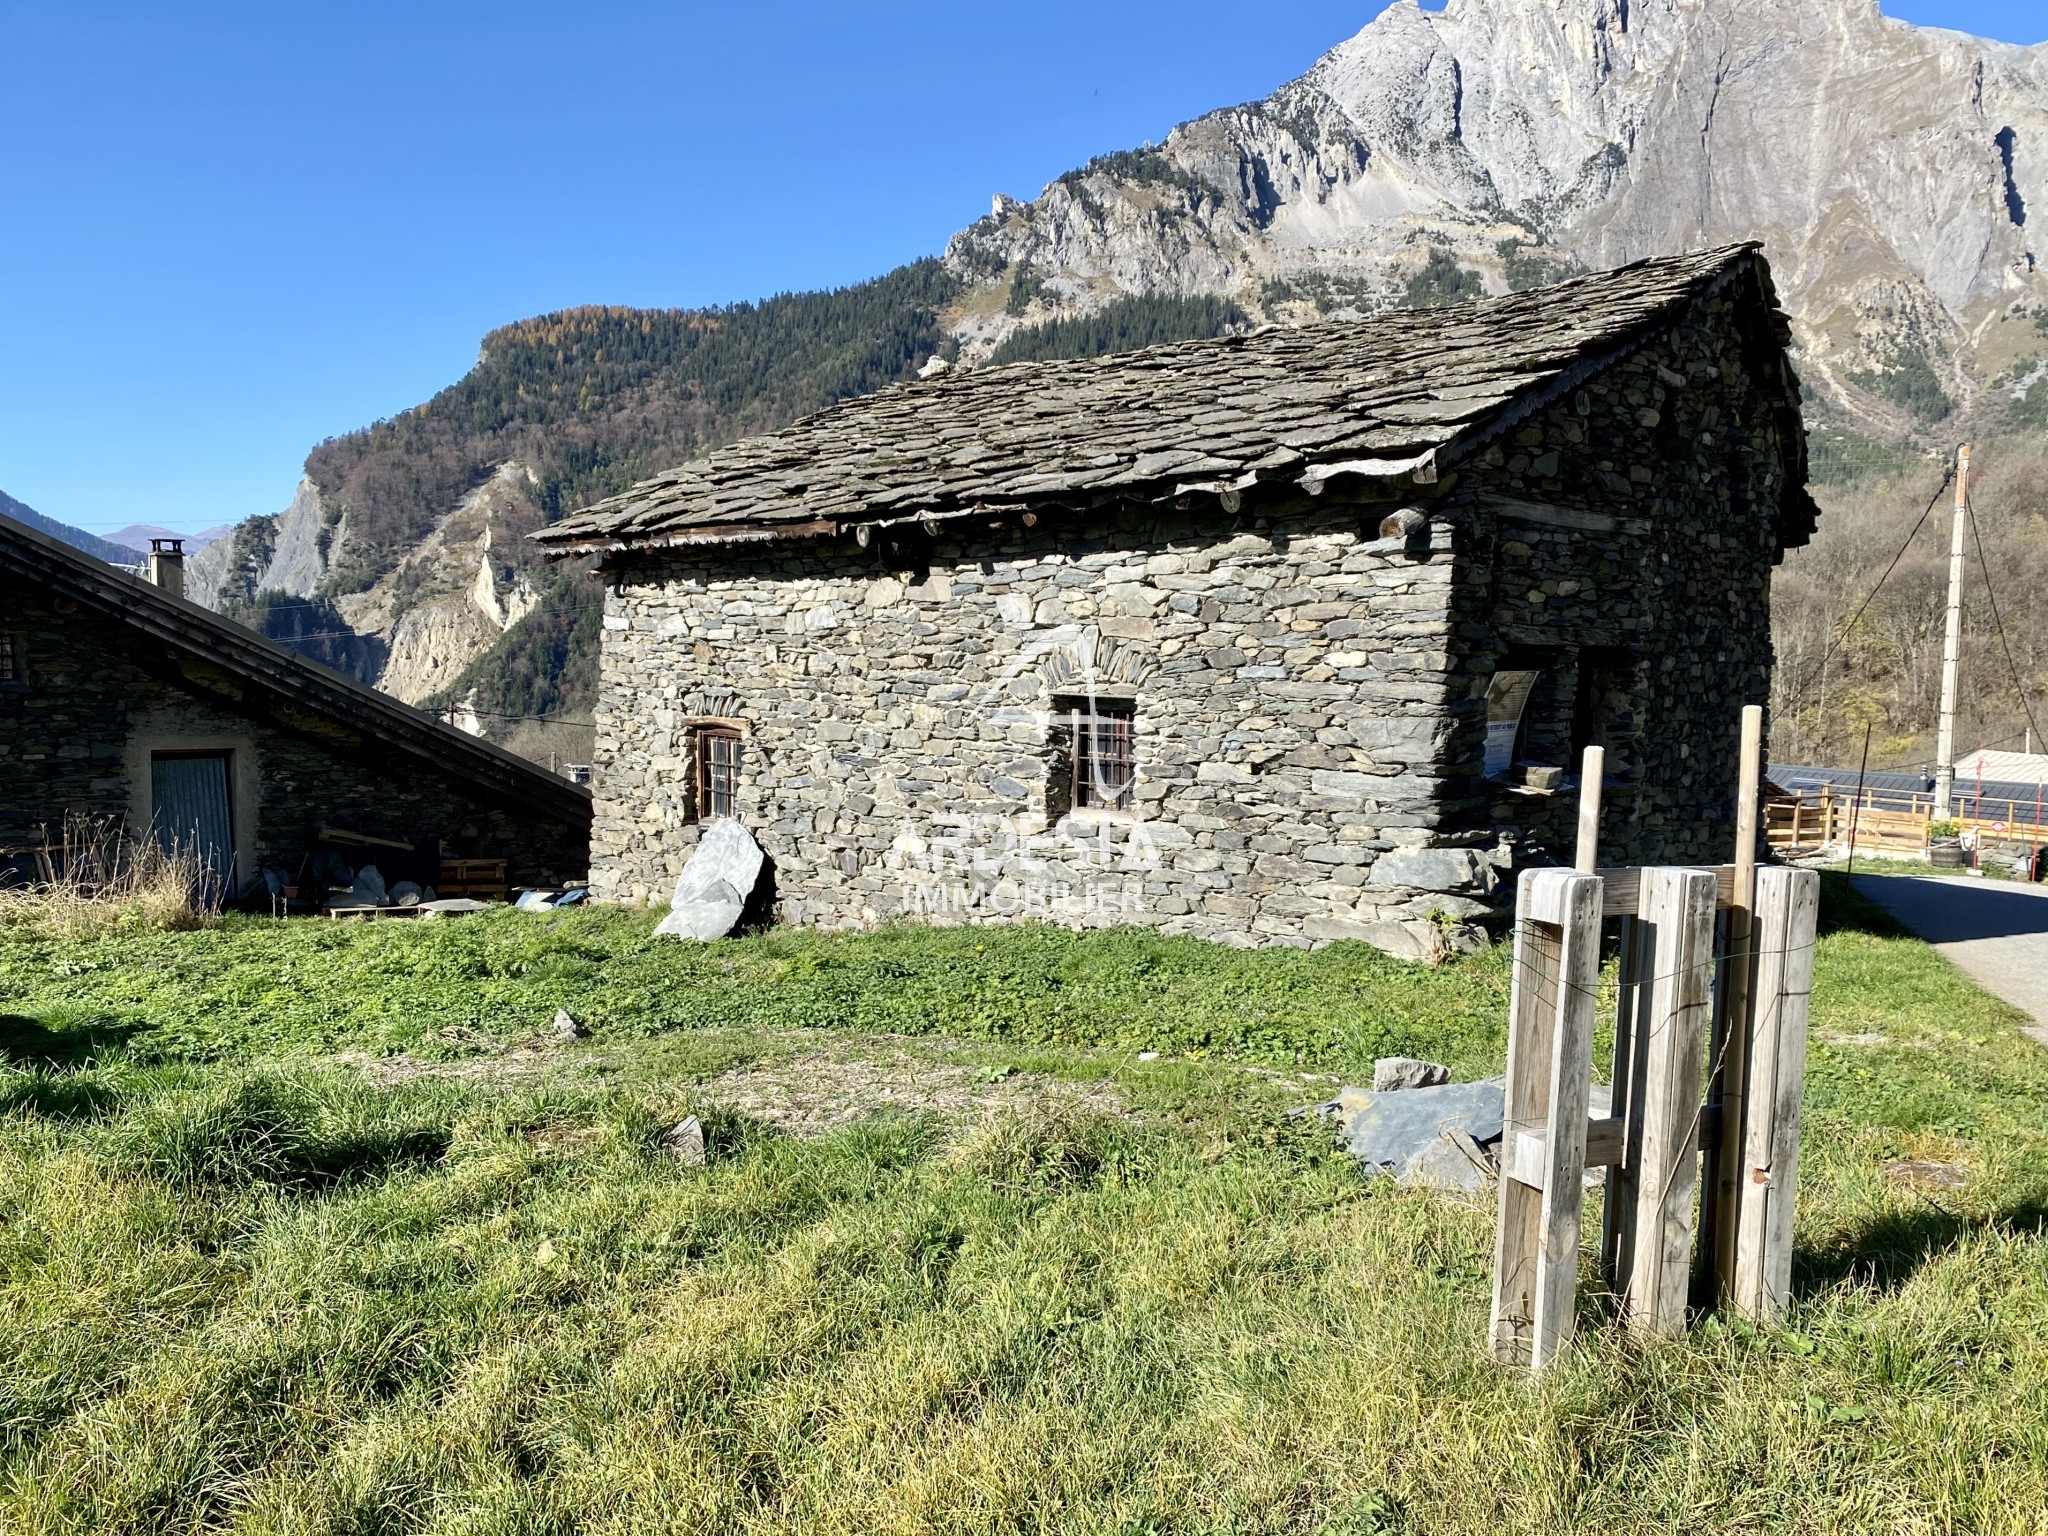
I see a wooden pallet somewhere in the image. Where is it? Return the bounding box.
[438,859,508,902]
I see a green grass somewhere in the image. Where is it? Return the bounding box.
[1,885,2045,1532]
[1821,853,2034,884]
[0,910,1513,1072]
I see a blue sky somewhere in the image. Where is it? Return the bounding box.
[1,1,2041,536]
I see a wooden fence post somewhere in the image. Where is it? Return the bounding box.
[1490,868,1603,1370]
[1575,745,1605,871]
[1600,906,1645,1300]
[1710,706,1764,1299]
[1614,866,1717,1337]
[1729,866,1820,1320]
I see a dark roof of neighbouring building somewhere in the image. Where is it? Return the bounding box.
[1771,762,2048,810]
[0,509,592,829]
[1769,764,1935,798]
[533,243,1816,558]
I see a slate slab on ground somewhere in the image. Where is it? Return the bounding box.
[655,821,766,941]
[1325,1078,1506,1193]
[1322,1069,1615,1195]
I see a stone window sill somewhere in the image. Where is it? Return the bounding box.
[1062,807,1141,831]
[1492,776,1635,800]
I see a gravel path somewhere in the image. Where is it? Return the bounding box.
[1856,874,2048,1047]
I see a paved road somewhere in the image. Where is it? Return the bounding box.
[1856,874,2048,1046]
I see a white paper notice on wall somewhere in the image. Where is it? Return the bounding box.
[1484,669,1542,780]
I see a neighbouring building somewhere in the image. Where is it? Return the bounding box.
[534,244,1815,957]
[0,512,590,897]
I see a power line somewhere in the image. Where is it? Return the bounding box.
[1965,490,2046,756]
[238,601,606,646]
[454,707,595,725]
[246,628,591,644]
[1780,465,1955,750]
[1804,465,1954,683]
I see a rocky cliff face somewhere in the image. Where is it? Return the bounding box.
[186,476,332,610]
[949,0,2046,432]
[188,464,540,714]
[332,463,541,706]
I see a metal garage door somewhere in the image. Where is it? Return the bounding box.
[150,751,234,903]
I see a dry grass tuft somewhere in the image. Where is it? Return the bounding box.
[0,816,216,939]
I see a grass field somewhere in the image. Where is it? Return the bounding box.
[2,879,2045,1533]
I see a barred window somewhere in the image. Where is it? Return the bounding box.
[1071,701,1136,810]
[0,633,21,686]
[695,727,742,821]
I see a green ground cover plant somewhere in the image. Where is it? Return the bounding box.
[0,911,1513,1071]
[1,878,2044,1532]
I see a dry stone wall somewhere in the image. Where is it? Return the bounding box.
[590,293,1793,953]
[593,496,1482,955]
[1449,289,1789,872]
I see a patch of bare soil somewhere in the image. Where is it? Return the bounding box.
[1884,1159,1972,1192]
[333,1028,1128,1136]
[693,1049,1126,1138]
[334,1026,612,1088]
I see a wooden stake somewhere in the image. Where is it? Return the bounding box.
[1617,866,1717,1337]
[1600,910,1646,1300]
[1490,868,1603,1370]
[1844,721,1874,896]
[1575,745,1605,872]
[1730,866,1820,1320]
[1710,705,1764,1301]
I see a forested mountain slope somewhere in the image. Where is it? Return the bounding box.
[0,489,136,568]
[189,264,959,731]
[184,274,1243,761]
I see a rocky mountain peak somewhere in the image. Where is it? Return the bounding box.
[949,0,2046,434]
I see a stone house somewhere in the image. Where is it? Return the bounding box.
[0,511,590,895]
[535,245,1814,956]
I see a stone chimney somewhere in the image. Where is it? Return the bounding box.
[147,538,186,600]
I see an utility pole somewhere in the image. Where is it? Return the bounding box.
[1934,443,1971,819]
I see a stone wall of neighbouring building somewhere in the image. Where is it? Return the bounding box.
[0,576,588,889]
[587,295,1790,954]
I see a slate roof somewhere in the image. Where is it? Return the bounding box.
[0,509,592,829]
[534,243,1814,558]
